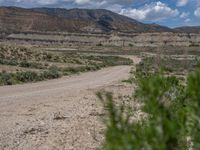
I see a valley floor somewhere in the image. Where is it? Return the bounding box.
[0,56,140,150]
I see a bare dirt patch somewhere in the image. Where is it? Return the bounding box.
[0,65,135,150]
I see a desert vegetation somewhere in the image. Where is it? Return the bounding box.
[98,52,200,150]
[0,45,132,85]
[0,4,200,150]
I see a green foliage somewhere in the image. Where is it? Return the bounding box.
[42,66,61,79]
[0,69,61,85]
[189,44,200,47]
[129,43,133,47]
[16,71,39,82]
[96,43,103,46]
[0,58,18,66]
[136,57,198,76]
[0,72,15,85]
[0,45,132,85]
[99,67,200,150]
[0,58,47,69]
[19,61,46,69]
[186,67,200,149]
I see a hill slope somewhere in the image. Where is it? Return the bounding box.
[175,26,200,33]
[0,6,173,33]
[0,7,93,33]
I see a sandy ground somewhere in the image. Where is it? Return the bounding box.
[0,64,40,73]
[0,56,141,150]
[0,66,132,149]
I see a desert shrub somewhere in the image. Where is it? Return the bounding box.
[96,43,103,46]
[41,66,61,79]
[49,65,60,71]
[19,61,46,69]
[8,60,18,66]
[16,71,39,82]
[62,67,80,74]
[0,47,133,86]
[0,58,46,69]
[129,43,133,47]
[98,66,200,150]
[19,61,32,68]
[186,67,200,149]
[83,65,97,71]
[99,56,133,66]
[62,65,100,75]
[189,44,199,47]
[0,68,61,85]
[136,57,199,77]
[0,59,18,66]
[83,55,132,67]
[0,72,14,85]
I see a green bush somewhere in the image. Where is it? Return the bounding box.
[0,69,62,85]
[98,67,200,150]
[16,71,39,82]
[129,43,133,47]
[189,44,200,47]
[0,72,14,85]
[19,61,46,69]
[186,67,200,149]
[42,69,61,79]
[96,43,103,46]
[0,58,18,66]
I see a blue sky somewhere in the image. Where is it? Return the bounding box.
[0,0,199,28]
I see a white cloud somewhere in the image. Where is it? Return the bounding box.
[184,18,191,22]
[72,0,135,8]
[119,1,179,21]
[0,0,189,24]
[0,0,63,5]
[106,4,123,13]
[180,12,189,18]
[194,7,200,18]
[0,0,139,7]
[176,0,188,7]
[74,0,92,5]
[37,0,59,5]
[0,0,136,8]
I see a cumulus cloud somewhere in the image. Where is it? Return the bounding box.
[74,0,137,5]
[184,18,191,22]
[119,1,179,21]
[176,0,188,7]
[194,7,200,18]
[37,0,60,5]
[0,0,60,6]
[0,0,135,7]
[0,0,193,25]
[74,0,91,5]
[180,12,189,18]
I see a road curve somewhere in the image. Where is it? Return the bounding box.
[0,66,130,100]
[0,65,131,150]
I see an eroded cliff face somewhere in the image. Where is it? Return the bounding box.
[3,32,200,47]
[105,33,200,47]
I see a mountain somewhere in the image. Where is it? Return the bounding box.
[0,7,93,33]
[31,8,173,33]
[0,6,173,33]
[175,26,200,33]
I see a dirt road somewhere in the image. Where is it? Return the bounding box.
[0,64,134,150]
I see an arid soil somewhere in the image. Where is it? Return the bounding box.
[0,56,140,150]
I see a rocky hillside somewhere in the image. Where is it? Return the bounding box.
[0,7,92,33]
[31,8,173,33]
[175,26,200,33]
[0,6,173,33]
